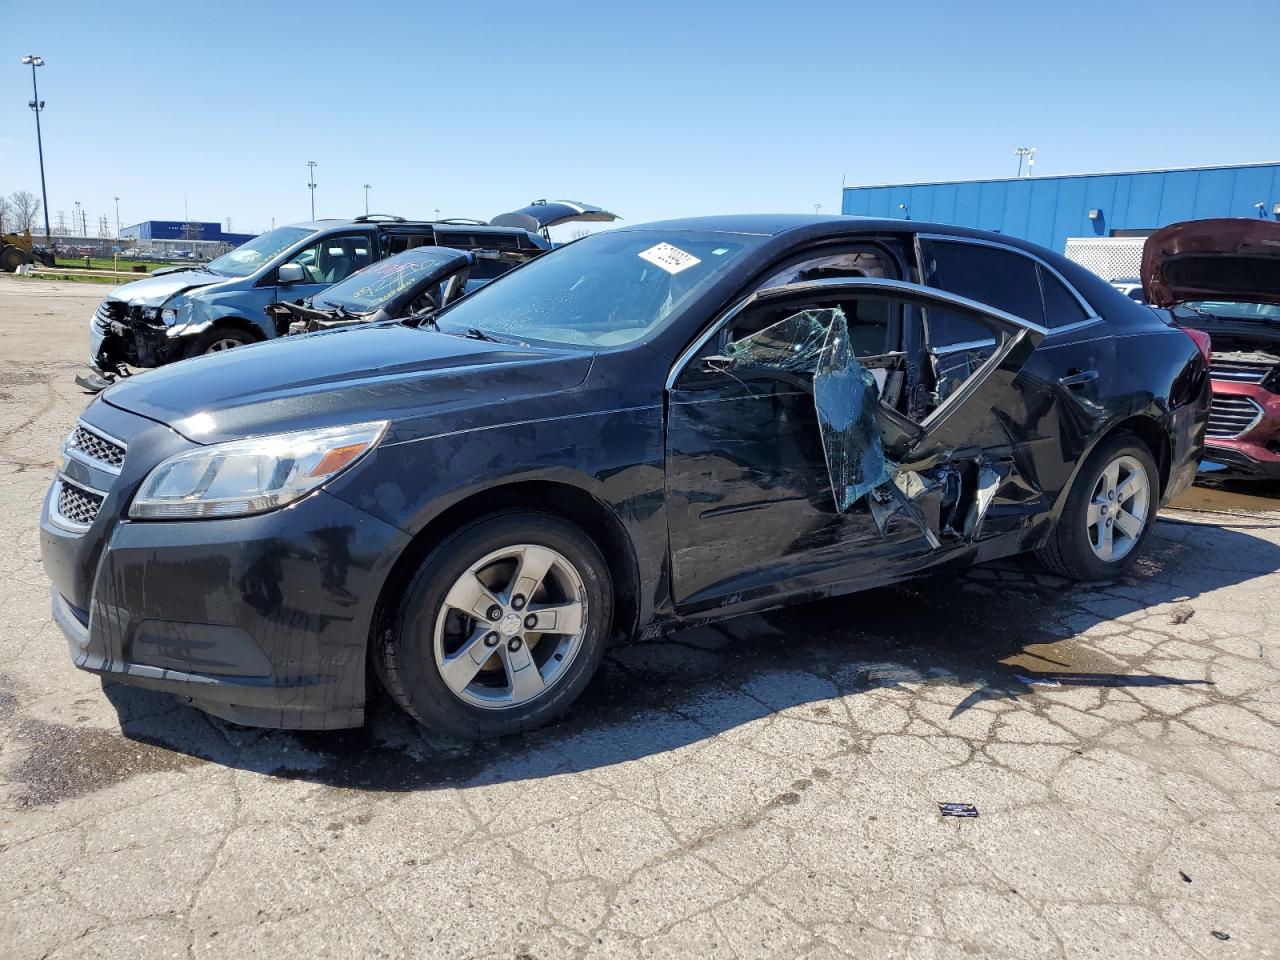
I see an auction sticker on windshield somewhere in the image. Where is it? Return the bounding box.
[639,242,702,275]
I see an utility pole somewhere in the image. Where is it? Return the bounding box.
[22,55,52,248]
[114,196,120,237]
[73,201,81,237]
[307,161,318,219]
[363,184,371,216]
[80,206,88,236]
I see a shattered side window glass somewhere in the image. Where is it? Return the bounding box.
[725,307,896,510]
[723,308,833,372]
[813,312,897,509]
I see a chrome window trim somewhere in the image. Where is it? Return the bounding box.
[63,421,128,475]
[916,232,1101,323]
[49,473,110,533]
[665,276,1047,391]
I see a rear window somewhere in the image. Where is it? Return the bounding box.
[1038,265,1090,325]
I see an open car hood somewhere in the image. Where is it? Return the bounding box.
[489,200,619,233]
[1142,218,1280,308]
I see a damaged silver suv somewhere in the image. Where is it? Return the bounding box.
[42,215,1210,739]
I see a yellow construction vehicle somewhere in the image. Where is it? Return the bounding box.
[0,230,56,272]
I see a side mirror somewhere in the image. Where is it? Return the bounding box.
[277,262,305,285]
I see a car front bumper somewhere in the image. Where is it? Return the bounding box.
[41,475,412,730]
[1204,379,1280,479]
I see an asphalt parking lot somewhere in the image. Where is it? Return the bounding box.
[1,277,1278,959]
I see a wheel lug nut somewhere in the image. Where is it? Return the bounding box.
[487,605,502,621]
[525,614,537,629]
[484,633,499,647]
[507,637,522,651]
[512,595,526,610]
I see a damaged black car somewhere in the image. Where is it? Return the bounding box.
[268,246,480,336]
[42,215,1210,739]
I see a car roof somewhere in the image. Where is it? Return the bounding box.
[281,219,534,236]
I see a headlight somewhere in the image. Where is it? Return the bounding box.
[160,308,178,325]
[129,420,388,520]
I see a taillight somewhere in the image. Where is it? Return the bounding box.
[1183,327,1212,365]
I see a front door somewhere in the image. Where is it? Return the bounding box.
[663,278,1046,610]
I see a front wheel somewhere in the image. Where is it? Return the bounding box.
[376,511,613,739]
[186,326,257,357]
[1036,432,1159,580]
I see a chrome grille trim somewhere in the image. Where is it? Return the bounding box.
[51,475,107,531]
[1209,358,1274,384]
[1206,395,1265,439]
[94,299,126,334]
[64,422,127,474]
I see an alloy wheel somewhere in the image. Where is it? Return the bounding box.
[206,338,243,353]
[433,544,588,710]
[1086,454,1150,562]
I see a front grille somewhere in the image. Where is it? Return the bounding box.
[66,424,126,470]
[1206,394,1265,439]
[94,299,126,333]
[55,478,104,528]
[1210,357,1276,384]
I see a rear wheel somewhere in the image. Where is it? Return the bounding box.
[1036,432,1159,580]
[376,511,612,739]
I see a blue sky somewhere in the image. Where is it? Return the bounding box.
[2,0,1276,238]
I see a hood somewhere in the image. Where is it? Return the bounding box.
[1142,218,1280,307]
[102,322,592,444]
[107,269,224,308]
[490,200,619,233]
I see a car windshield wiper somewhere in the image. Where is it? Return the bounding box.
[406,311,438,330]
[462,327,498,342]
[320,299,350,318]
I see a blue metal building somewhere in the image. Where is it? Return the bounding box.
[120,220,257,245]
[841,162,1280,254]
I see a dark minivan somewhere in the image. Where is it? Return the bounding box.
[42,215,1210,738]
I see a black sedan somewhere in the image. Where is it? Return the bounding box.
[40,215,1210,738]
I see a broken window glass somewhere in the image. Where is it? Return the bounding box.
[720,303,1022,552]
[725,307,896,510]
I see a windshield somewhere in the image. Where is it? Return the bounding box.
[434,230,763,347]
[205,226,312,277]
[1175,301,1280,321]
[320,248,465,313]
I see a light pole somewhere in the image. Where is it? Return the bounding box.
[114,196,120,237]
[73,201,81,238]
[1014,146,1037,178]
[21,55,52,248]
[362,184,371,216]
[307,161,317,219]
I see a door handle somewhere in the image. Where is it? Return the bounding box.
[1058,369,1098,389]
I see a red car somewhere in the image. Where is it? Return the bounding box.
[1144,218,1280,478]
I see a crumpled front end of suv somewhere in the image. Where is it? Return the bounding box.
[1200,331,1280,476]
[1142,217,1280,478]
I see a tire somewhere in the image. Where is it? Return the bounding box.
[0,246,24,273]
[1036,431,1159,580]
[185,326,258,357]
[376,510,613,739]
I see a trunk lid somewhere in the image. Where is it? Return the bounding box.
[490,200,619,234]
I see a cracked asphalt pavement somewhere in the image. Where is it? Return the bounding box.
[2,277,1279,959]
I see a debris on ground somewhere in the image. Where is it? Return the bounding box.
[938,802,979,818]
[1179,870,1192,883]
[1015,673,1062,688]
[1211,931,1230,941]
[1171,604,1196,624]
